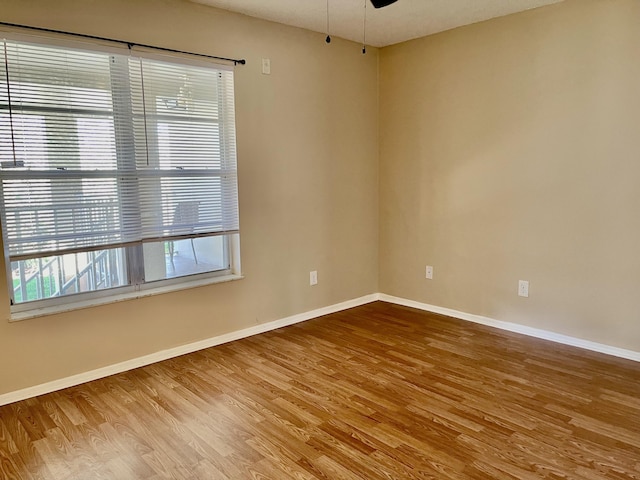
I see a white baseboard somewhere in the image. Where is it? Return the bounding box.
[378,294,640,363]
[0,294,378,407]
[3,292,638,407]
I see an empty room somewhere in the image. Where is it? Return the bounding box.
[0,0,639,478]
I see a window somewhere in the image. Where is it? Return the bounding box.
[0,34,240,314]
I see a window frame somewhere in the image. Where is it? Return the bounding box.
[0,31,242,319]
[8,235,242,321]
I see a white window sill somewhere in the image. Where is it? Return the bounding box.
[9,273,244,322]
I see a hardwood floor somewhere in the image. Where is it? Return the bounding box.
[1,301,639,479]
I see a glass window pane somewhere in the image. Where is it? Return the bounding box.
[11,248,127,304]
[143,236,228,282]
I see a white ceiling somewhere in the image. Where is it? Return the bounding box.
[190,0,564,47]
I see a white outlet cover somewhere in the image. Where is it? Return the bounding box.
[426,265,433,279]
[518,280,529,298]
[310,270,318,286]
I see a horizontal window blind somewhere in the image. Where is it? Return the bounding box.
[0,37,239,261]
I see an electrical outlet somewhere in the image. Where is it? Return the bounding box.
[425,265,433,279]
[518,280,529,298]
[310,270,318,286]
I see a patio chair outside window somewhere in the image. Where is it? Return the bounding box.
[168,201,200,269]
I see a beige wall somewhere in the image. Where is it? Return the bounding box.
[0,0,379,394]
[3,0,640,397]
[379,0,640,352]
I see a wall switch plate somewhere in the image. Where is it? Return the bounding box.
[518,280,529,297]
[425,265,433,279]
[310,270,318,286]
[261,58,271,75]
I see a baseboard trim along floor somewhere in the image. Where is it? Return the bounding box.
[0,294,377,407]
[379,293,640,363]
[1,292,638,406]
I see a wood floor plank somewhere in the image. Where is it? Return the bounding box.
[1,301,640,479]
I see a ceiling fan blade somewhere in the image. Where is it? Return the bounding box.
[370,0,398,8]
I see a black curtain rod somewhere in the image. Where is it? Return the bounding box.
[0,21,246,66]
